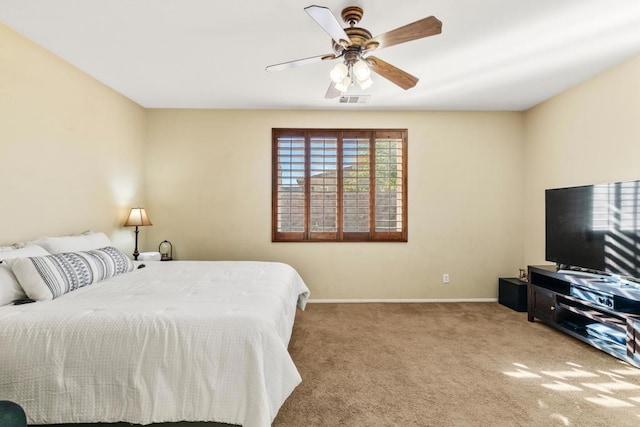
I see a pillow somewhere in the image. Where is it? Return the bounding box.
[0,266,23,305]
[13,230,95,249]
[0,246,17,253]
[0,245,51,305]
[7,246,134,301]
[0,245,50,261]
[32,232,113,254]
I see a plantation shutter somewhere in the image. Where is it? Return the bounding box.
[272,129,407,242]
[309,133,339,240]
[373,130,406,241]
[273,130,306,241]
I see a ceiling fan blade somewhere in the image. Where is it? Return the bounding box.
[325,82,341,99]
[366,56,418,90]
[266,53,337,72]
[304,5,351,48]
[370,16,442,51]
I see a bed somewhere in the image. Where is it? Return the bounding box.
[0,234,310,427]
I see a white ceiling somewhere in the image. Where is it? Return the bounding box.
[2,0,640,111]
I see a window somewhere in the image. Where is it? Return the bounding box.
[272,129,407,242]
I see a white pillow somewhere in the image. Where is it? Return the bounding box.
[0,245,17,253]
[0,245,51,305]
[7,246,134,301]
[0,245,50,260]
[32,232,113,254]
[13,230,95,249]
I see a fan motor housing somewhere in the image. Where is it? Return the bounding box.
[332,27,372,53]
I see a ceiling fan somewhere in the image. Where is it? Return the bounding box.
[265,5,442,98]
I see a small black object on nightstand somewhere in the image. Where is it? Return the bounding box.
[498,277,528,312]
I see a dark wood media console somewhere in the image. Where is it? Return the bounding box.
[528,265,640,368]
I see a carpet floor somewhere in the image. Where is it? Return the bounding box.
[274,302,640,427]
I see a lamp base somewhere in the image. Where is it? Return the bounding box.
[132,226,140,261]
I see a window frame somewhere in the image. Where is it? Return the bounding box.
[272,128,408,242]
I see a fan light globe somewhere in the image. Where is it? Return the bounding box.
[358,77,373,90]
[330,63,349,83]
[353,60,371,81]
[335,75,352,92]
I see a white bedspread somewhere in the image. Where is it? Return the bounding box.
[0,261,310,427]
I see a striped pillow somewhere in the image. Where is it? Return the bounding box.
[6,246,134,301]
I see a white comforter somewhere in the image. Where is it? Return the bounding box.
[0,261,310,426]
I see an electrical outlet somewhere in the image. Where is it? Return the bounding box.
[443,273,450,284]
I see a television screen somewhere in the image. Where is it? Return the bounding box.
[546,180,640,279]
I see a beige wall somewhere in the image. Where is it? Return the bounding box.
[0,24,147,252]
[523,54,640,266]
[145,110,524,299]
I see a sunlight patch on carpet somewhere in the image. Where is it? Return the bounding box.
[540,369,599,379]
[504,361,640,415]
[585,394,635,407]
[581,381,640,393]
[541,381,583,392]
[611,367,640,376]
[503,368,541,378]
[550,413,570,426]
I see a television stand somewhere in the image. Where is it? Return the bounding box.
[528,265,640,368]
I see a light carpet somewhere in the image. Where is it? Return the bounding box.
[274,302,640,427]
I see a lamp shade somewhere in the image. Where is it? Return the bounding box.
[353,59,371,81]
[357,77,373,89]
[123,208,152,227]
[330,63,349,83]
[334,75,352,92]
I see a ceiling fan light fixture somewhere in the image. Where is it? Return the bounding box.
[335,75,352,92]
[265,6,442,97]
[353,59,371,81]
[330,63,349,83]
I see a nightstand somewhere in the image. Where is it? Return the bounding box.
[498,277,528,312]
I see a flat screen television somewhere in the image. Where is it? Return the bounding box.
[546,180,640,280]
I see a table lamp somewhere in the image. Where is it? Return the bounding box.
[123,207,152,260]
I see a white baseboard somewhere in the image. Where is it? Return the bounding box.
[308,298,498,303]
